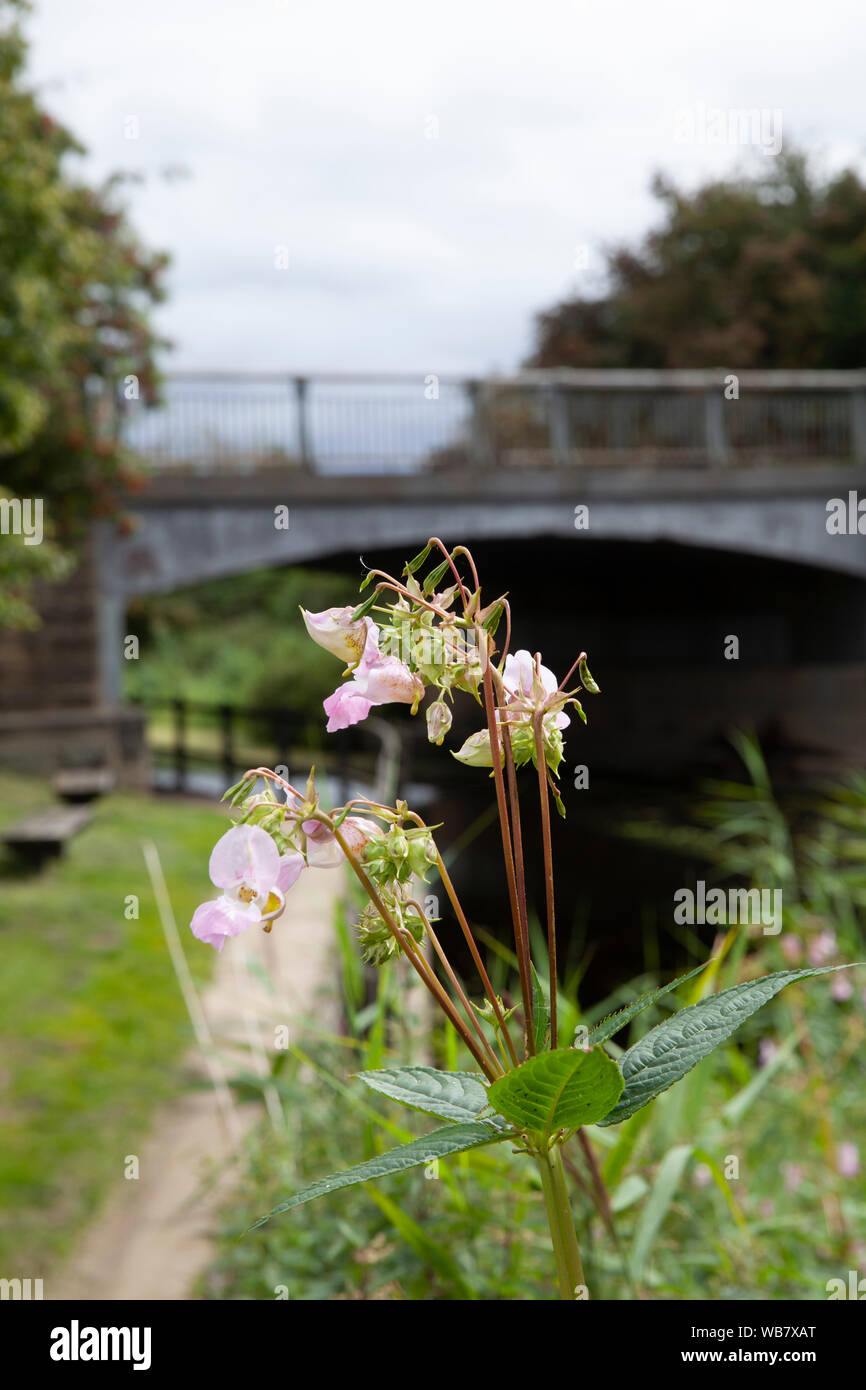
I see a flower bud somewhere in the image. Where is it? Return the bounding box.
[426,699,452,745]
[388,826,409,860]
[407,832,438,878]
[452,729,499,767]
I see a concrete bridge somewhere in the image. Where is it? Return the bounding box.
[3,369,866,784]
[99,368,866,693]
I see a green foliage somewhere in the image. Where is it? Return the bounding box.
[250,1121,508,1228]
[0,2,167,622]
[487,1047,623,1136]
[529,150,866,369]
[587,960,713,1046]
[356,1067,492,1124]
[207,737,866,1299]
[125,567,349,716]
[0,487,70,627]
[361,1185,479,1299]
[600,965,862,1126]
[627,1143,693,1284]
[530,962,550,1052]
[203,1045,556,1301]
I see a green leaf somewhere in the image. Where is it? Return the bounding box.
[221,773,256,805]
[486,1046,623,1137]
[248,1121,506,1228]
[598,964,863,1126]
[404,542,432,575]
[482,600,504,633]
[350,590,379,621]
[530,964,550,1053]
[602,1104,654,1188]
[422,558,451,596]
[363,1185,478,1299]
[629,1143,693,1283]
[355,1066,491,1123]
[587,960,714,1046]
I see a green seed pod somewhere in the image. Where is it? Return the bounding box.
[579,657,600,694]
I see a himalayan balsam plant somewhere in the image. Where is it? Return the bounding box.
[189,538,859,1300]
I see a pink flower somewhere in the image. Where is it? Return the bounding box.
[323,645,423,733]
[782,1161,804,1193]
[758,1038,778,1067]
[323,684,374,732]
[355,653,421,705]
[301,606,377,668]
[502,650,570,729]
[807,930,837,966]
[831,973,854,1002]
[302,816,380,867]
[190,824,304,951]
[503,650,557,699]
[779,934,804,964]
[837,1143,860,1178]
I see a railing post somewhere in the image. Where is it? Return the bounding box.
[466,380,491,469]
[173,698,187,793]
[704,387,729,466]
[294,376,311,469]
[547,387,573,467]
[271,709,290,776]
[850,386,866,464]
[219,703,234,785]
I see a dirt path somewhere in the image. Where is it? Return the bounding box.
[50,864,345,1301]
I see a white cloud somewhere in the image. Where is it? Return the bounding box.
[25,0,866,373]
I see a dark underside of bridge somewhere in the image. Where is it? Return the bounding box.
[308,534,866,997]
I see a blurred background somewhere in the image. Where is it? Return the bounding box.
[0,0,864,1301]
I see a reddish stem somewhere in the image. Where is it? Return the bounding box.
[480,646,534,1056]
[532,710,558,1050]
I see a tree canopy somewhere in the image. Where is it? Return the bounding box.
[528,152,866,370]
[0,0,167,624]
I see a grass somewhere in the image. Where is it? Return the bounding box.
[0,772,225,1273]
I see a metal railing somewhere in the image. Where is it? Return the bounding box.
[120,369,866,474]
[138,698,404,802]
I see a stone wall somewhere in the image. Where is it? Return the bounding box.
[0,536,147,787]
[0,539,100,712]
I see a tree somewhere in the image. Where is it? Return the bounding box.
[528,152,866,370]
[0,0,168,625]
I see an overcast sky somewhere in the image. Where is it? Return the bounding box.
[25,0,866,375]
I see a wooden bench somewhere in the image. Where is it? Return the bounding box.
[3,806,92,867]
[52,768,116,804]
